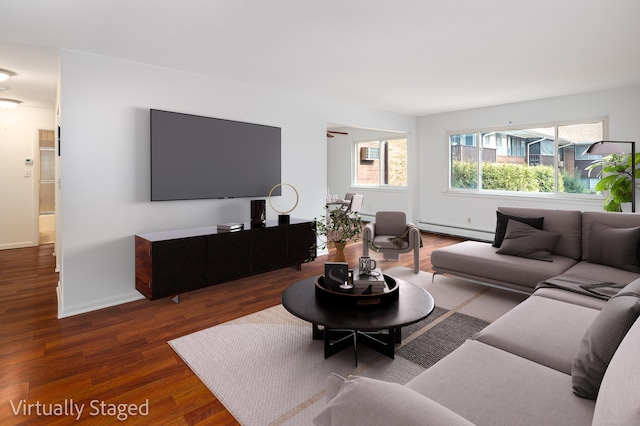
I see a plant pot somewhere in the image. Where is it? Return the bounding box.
[332,241,347,262]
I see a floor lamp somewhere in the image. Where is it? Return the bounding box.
[584,141,636,212]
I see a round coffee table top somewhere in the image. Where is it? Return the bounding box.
[282,275,435,331]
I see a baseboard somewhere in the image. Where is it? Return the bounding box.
[0,241,38,250]
[57,291,146,318]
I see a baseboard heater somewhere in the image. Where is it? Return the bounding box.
[417,220,494,242]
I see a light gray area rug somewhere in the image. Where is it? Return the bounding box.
[168,268,520,425]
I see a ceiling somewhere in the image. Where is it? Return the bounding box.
[1,0,639,116]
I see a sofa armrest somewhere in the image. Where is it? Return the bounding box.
[363,223,375,256]
[324,373,345,403]
[314,375,475,426]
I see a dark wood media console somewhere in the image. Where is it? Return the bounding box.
[135,218,316,300]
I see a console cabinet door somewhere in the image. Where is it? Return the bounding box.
[153,237,207,297]
[207,232,252,284]
[251,226,288,274]
[287,222,317,264]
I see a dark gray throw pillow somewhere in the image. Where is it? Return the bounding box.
[496,220,560,261]
[572,279,640,399]
[587,221,640,273]
[493,211,544,248]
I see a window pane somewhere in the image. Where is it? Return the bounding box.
[355,141,380,185]
[386,138,407,186]
[478,128,555,192]
[450,133,478,189]
[557,122,603,194]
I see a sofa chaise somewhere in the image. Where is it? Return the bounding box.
[430,207,640,296]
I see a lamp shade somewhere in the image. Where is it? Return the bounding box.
[0,98,22,109]
[0,68,15,83]
[583,140,635,156]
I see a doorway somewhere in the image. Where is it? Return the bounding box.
[38,129,55,245]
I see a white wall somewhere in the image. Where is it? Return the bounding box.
[58,51,640,317]
[417,85,640,240]
[57,50,416,317]
[0,107,55,249]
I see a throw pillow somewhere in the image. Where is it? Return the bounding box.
[496,220,561,261]
[493,211,544,248]
[572,279,640,399]
[587,221,640,273]
[313,376,474,426]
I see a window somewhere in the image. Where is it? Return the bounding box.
[355,138,407,187]
[450,120,605,195]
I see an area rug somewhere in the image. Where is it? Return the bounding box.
[169,269,493,425]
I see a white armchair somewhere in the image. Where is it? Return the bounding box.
[362,211,421,273]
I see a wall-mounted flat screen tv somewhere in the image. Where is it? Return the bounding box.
[150,109,281,201]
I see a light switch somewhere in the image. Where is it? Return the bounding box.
[24,169,31,177]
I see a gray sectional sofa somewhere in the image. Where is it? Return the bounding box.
[313,207,640,425]
[313,273,640,426]
[431,207,640,294]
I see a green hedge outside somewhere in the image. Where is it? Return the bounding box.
[452,161,565,192]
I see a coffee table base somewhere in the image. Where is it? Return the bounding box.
[312,324,401,366]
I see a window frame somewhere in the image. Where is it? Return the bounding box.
[447,118,608,199]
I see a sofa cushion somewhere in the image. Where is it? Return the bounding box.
[407,340,596,426]
[373,211,407,236]
[498,207,582,259]
[473,295,599,374]
[314,375,475,426]
[582,210,640,260]
[592,315,640,426]
[572,279,640,399]
[432,241,577,291]
[496,220,560,262]
[371,235,409,250]
[492,211,544,248]
[562,261,640,287]
[587,221,640,273]
[533,287,608,310]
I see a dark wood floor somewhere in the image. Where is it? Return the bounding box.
[0,233,462,425]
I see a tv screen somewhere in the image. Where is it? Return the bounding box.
[150,109,281,201]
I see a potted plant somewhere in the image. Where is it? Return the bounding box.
[312,208,362,262]
[586,153,640,212]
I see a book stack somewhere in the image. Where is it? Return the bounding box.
[353,268,385,294]
[217,222,244,232]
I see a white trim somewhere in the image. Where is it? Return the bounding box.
[57,291,145,319]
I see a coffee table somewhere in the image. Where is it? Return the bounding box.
[281,275,434,365]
